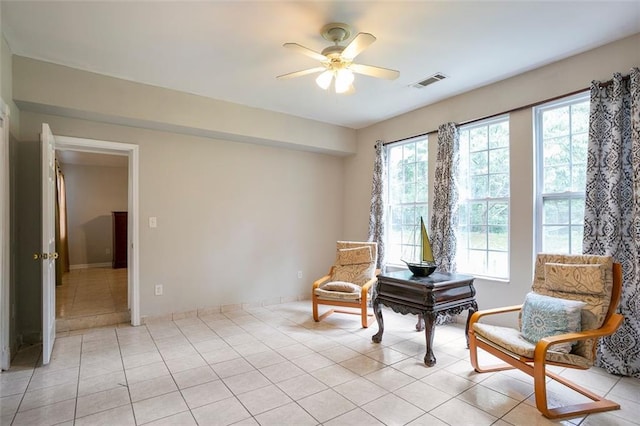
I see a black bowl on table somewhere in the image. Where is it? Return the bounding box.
[403,261,437,277]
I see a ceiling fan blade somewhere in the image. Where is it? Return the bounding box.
[341,33,376,60]
[276,67,325,80]
[350,63,400,80]
[283,43,327,62]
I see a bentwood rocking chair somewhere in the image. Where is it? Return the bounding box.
[468,254,623,419]
[312,241,379,328]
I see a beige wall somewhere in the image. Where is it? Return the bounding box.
[345,33,640,324]
[1,35,19,138]
[13,56,356,156]
[62,163,128,267]
[20,111,344,318]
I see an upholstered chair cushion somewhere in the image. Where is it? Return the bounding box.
[337,246,372,265]
[321,281,361,293]
[544,263,605,294]
[331,242,378,286]
[520,292,586,353]
[473,323,592,368]
[532,254,613,360]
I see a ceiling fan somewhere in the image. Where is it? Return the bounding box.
[277,23,400,94]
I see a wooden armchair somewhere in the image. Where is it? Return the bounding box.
[312,241,379,328]
[468,254,623,419]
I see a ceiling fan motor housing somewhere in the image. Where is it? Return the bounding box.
[321,23,352,44]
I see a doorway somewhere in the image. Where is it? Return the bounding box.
[53,136,140,327]
[55,151,129,331]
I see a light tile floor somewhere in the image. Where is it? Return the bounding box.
[2,301,639,425]
[56,268,129,331]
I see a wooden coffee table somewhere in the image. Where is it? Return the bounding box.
[372,269,477,366]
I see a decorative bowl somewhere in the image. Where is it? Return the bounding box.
[403,260,437,277]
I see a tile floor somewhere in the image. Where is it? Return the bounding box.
[56,268,129,331]
[2,301,639,425]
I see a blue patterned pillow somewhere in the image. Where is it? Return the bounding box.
[520,292,586,353]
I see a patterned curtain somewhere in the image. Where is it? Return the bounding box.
[583,68,640,378]
[430,123,460,273]
[368,140,387,269]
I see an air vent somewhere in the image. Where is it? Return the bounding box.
[412,73,447,89]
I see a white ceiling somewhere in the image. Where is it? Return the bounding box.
[2,1,640,130]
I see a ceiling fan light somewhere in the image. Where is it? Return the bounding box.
[316,70,333,90]
[334,69,354,93]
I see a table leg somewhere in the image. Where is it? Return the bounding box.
[415,314,424,331]
[371,297,384,343]
[423,312,437,366]
[465,301,478,348]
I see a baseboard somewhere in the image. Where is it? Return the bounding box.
[69,262,112,270]
[141,294,311,324]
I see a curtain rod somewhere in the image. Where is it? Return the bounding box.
[382,73,632,147]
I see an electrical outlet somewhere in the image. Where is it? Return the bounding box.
[149,217,157,228]
[105,248,111,255]
[154,284,163,296]
[297,271,303,279]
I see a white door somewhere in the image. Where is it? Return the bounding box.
[41,124,56,365]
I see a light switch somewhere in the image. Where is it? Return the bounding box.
[149,217,157,228]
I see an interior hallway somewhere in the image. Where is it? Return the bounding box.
[56,268,129,332]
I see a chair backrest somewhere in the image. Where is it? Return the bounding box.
[531,254,616,360]
[331,241,378,286]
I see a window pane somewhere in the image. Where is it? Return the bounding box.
[416,205,428,222]
[543,136,570,167]
[571,198,585,224]
[571,163,586,192]
[489,173,509,198]
[488,226,508,251]
[403,163,415,183]
[543,225,569,253]
[543,106,569,138]
[471,175,488,198]
[543,199,569,224]
[402,225,415,245]
[470,202,486,225]
[489,121,509,148]
[488,202,509,225]
[402,183,415,203]
[489,148,509,173]
[385,138,429,265]
[488,251,509,277]
[536,94,588,255]
[543,166,571,193]
[571,133,588,164]
[469,127,488,151]
[468,250,487,275]
[571,225,584,254]
[470,151,488,174]
[571,102,590,133]
[457,117,509,279]
[469,226,487,250]
[403,144,415,162]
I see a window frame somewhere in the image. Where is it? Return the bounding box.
[456,115,511,280]
[534,91,590,255]
[384,136,429,267]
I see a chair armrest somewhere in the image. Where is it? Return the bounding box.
[468,304,523,328]
[312,269,333,289]
[534,313,624,362]
[360,276,378,298]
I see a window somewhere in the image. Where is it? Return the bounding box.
[457,117,510,279]
[385,138,428,265]
[535,93,590,254]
